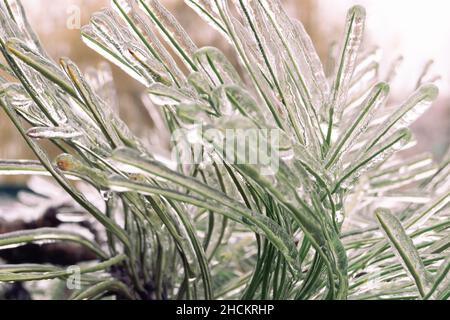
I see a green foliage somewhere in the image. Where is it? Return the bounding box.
[0,0,448,300]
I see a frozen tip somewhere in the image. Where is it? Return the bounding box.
[59,57,68,65]
[348,5,366,18]
[375,82,390,93]
[419,84,439,100]
[398,128,413,141]
[55,154,77,171]
[59,57,75,70]
[5,38,23,52]
[375,207,391,220]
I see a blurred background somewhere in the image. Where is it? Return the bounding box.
[1,0,449,183]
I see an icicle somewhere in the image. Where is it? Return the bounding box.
[405,191,450,230]
[376,208,432,297]
[137,0,198,71]
[85,62,119,113]
[193,47,242,87]
[5,37,66,80]
[0,83,51,126]
[329,5,366,122]
[1,0,46,55]
[126,44,173,86]
[82,8,172,87]
[219,85,266,124]
[187,72,212,96]
[55,153,108,189]
[148,83,197,106]
[111,0,186,86]
[364,84,438,152]
[326,82,389,170]
[338,128,412,191]
[185,0,228,39]
[258,0,329,109]
[26,126,83,140]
